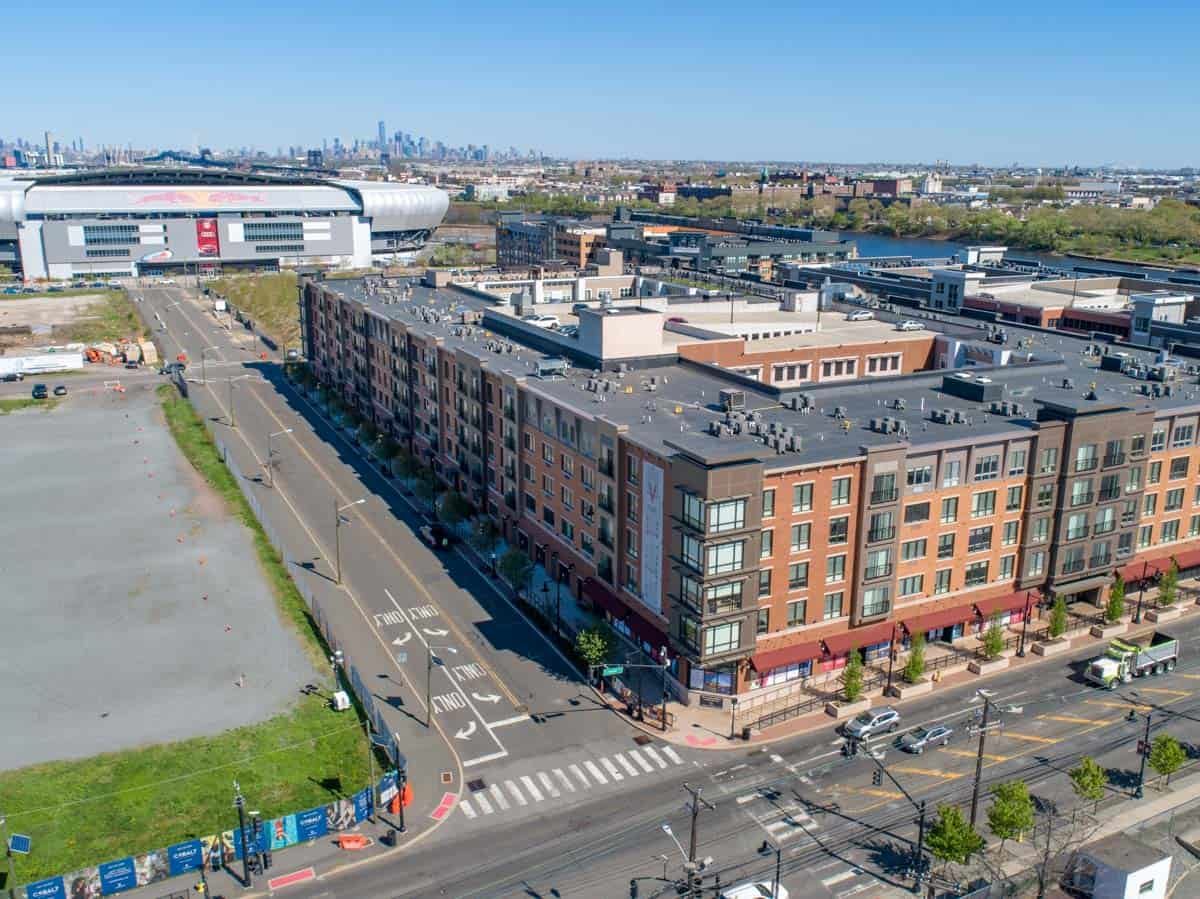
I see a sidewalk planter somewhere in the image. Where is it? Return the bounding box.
[1147,606,1182,623]
[1032,637,1072,657]
[825,698,871,719]
[1091,622,1128,639]
[968,656,1010,676]
[888,678,933,699]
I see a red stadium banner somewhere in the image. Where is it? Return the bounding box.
[196,219,220,257]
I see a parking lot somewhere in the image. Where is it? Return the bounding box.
[0,385,317,770]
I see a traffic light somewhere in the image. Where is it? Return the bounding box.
[872,768,883,787]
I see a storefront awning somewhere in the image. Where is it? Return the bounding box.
[580,577,668,652]
[821,620,895,657]
[749,641,823,672]
[973,591,1032,619]
[901,606,974,636]
[1120,548,1200,584]
[1052,574,1112,597]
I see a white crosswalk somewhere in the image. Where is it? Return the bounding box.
[458,744,688,821]
[750,801,819,844]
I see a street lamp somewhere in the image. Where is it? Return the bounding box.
[199,345,219,385]
[426,644,453,728]
[541,581,551,618]
[1017,589,1038,658]
[555,561,575,641]
[660,823,687,864]
[885,623,898,695]
[728,696,739,740]
[227,374,252,429]
[758,839,782,899]
[266,428,292,488]
[1134,561,1150,624]
[334,498,366,584]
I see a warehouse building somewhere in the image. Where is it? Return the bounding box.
[0,168,448,280]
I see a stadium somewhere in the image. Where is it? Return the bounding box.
[0,169,449,280]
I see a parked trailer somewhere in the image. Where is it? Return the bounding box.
[1085,632,1179,688]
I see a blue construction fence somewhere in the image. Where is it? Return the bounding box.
[20,773,399,898]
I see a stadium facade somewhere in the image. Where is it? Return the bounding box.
[0,169,448,280]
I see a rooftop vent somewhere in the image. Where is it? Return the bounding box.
[720,388,746,411]
[941,373,1003,403]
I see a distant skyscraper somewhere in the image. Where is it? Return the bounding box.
[378,120,386,150]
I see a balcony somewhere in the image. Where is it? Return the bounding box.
[1098,487,1121,502]
[1070,492,1095,507]
[1094,522,1116,536]
[1074,457,1098,473]
[1062,558,1086,575]
[1066,526,1090,541]
[870,487,899,505]
[1089,554,1112,570]
[863,564,893,580]
[598,494,615,514]
[867,526,896,543]
[1103,452,1126,468]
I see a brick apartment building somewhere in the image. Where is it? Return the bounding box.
[300,275,1200,711]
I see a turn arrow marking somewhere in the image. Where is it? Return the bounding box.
[472,693,502,704]
[423,627,449,637]
[455,721,477,741]
[392,632,411,646]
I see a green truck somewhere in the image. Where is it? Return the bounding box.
[1084,632,1179,688]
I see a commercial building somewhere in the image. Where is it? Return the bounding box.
[300,269,1200,718]
[495,214,607,270]
[0,168,448,280]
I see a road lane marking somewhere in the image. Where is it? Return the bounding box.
[1039,714,1117,726]
[519,775,544,802]
[474,792,494,815]
[554,768,576,793]
[629,749,655,773]
[601,757,624,781]
[486,714,532,729]
[836,786,903,799]
[504,780,528,806]
[614,753,640,777]
[584,760,608,784]
[459,800,477,819]
[489,784,509,810]
[643,746,668,768]
[1178,673,1200,680]
[463,751,508,768]
[1136,687,1190,696]
[822,870,857,887]
[1086,700,1153,712]
[943,748,1010,762]
[1002,732,1059,744]
[662,746,684,765]
[736,793,757,804]
[537,771,560,798]
[571,763,592,789]
[891,767,963,780]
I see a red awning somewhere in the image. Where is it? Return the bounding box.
[901,606,974,636]
[580,577,668,650]
[821,620,895,657]
[1120,548,1200,584]
[750,641,823,672]
[973,591,1032,619]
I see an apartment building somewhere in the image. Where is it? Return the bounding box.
[301,274,1200,713]
[495,214,606,270]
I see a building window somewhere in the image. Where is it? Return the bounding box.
[758,569,772,597]
[1036,483,1054,508]
[1170,457,1190,480]
[85,247,132,258]
[542,474,554,496]
[792,483,813,513]
[1149,461,1162,485]
[826,555,846,583]
[703,621,741,656]
[1006,485,1023,511]
[791,523,811,552]
[829,516,849,545]
[762,488,775,518]
[904,502,930,524]
[757,608,770,635]
[626,527,639,559]
[866,354,901,374]
[543,443,554,464]
[760,530,773,558]
[901,538,927,561]
[682,534,702,570]
[1000,555,1015,579]
[561,519,575,542]
[710,498,747,533]
[830,477,851,507]
[1165,488,1185,512]
[1039,447,1059,474]
[1028,552,1045,577]
[1008,449,1027,476]
[706,541,745,576]
[974,453,1000,481]
[683,493,705,529]
[1190,515,1200,538]
[243,221,304,242]
[1002,520,1020,546]
[1138,525,1153,548]
[561,486,573,510]
[1173,424,1195,447]
[971,491,996,518]
[787,600,806,628]
[964,561,989,587]
[706,580,744,613]
[899,575,924,597]
[934,569,952,594]
[862,586,891,618]
[938,533,955,559]
[968,526,993,553]
[1144,493,1157,517]
[1163,519,1181,542]
[1131,434,1146,457]
[823,592,844,620]
[1128,467,1143,493]
[820,358,857,379]
[788,562,809,590]
[941,497,958,524]
[1151,429,1166,452]
[525,494,537,513]
[942,459,961,488]
[907,466,933,488]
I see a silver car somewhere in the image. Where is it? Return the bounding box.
[842,707,901,740]
[898,724,953,754]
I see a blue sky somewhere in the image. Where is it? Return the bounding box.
[7,0,1198,167]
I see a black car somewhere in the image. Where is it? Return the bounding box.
[1,372,23,382]
[31,383,48,400]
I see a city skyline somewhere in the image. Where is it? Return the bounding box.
[4,0,1198,168]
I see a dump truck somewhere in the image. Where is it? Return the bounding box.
[1085,632,1179,688]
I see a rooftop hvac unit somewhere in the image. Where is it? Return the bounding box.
[952,410,968,424]
[720,388,746,411]
[834,405,848,419]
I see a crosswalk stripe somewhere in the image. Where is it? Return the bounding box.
[554,767,577,793]
[505,780,528,806]
[584,760,608,785]
[601,757,624,781]
[474,792,494,815]
[489,784,510,811]
[642,746,668,769]
[537,771,560,798]
[459,800,477,819]
[520,775,544,802]
[822,870,856,887]
[662,746,684,765]
[614,753,640,776]
[628,749,655,773]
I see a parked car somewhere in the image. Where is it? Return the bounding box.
[1,372,24,382]
[846,310,874,322]
[160,277,177,285]
[896,320,924,332]
[124,361,140,370]
[53,385,68,397]
[419,523,457,549]
[558,325,579,338]
[898,724,953,754]
[667,316,689,323]
[720,882,788,899]
[841,707,901,740]
[523,314,560,329]
[31,383,48,400]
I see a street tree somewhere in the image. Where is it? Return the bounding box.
[1069,756,1107,812]
[438,491,473,528]
[987,780,1035,856]
[1148,733,1186,788]
[1158,560,1179,608]
[1048,594,1068,639]
[1105,575,1126,624]
[926,804,985,872]
[841,649,864,702]
[498,548,534,598]
[412,470,439,510]
[903,632,926,684]
[468,518,500,557]
[982,614,1006,660]
[576,625,613,672]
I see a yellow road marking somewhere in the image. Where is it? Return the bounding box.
[836,786,904,799]
[892,767,963,780]
[1038,714,1117,726]
[1002,732,1060,744]
[1178,673,1200,680]
[1135,687,1190,696]
[943,748,1010,762]
[1086,700,1153,712]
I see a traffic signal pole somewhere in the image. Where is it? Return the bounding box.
[860,748,927,894]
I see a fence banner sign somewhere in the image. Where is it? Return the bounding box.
[295,806,328,843]
[167,840,204,876]
[353,787,372,822]
[23,877,65,899]
[98,857,137,894]
[379,771,398,805]
[268,813,298,850]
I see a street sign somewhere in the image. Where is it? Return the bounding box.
[602,665,625,677]
[9,833,32,854]
[395,652,408,664]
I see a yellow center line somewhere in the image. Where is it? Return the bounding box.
[1134,687,1190,696]
[891,767,964,780]
[836,786,904,799]
[1038,714,1118,726]
[1086,700,1153,712]
[1001,732,1060,744]
[1178,673,1200,680]
[943,748,1010,762]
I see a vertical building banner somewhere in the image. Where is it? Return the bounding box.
[641,460,664,615]
[195,219,220,257]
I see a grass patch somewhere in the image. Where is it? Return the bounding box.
[0,397,59,414]
[56,290,148,344]
[0,385,376,885]
[205,272,301,348]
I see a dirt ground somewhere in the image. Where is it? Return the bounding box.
[0,292,108,349]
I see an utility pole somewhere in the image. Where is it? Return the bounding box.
[233,781,251,887]
[682,783,714,897]
[1135,711,1153,799]
[334,498,365,584]
[1134,560,1149,624]
[885,623,898,695]
[969,694,1002,828]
